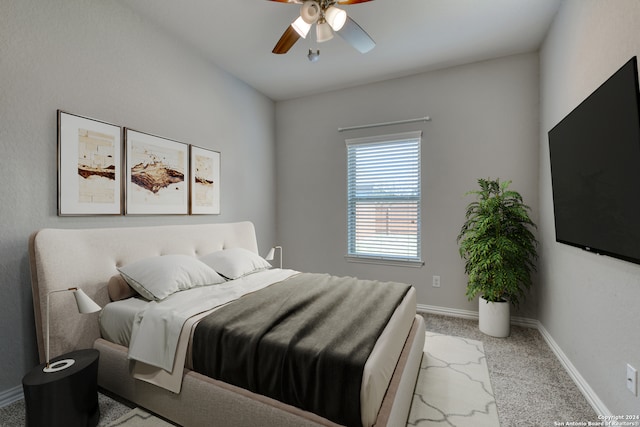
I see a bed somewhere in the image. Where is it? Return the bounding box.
[28,222,425,427]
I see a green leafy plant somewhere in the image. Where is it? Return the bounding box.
[457,178,538,307]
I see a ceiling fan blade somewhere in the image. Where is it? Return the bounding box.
[336,16,375,53]
[273,25,301,54]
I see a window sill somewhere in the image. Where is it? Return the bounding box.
[344,255,424,268]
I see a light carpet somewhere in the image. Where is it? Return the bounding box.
[407,331,500,427]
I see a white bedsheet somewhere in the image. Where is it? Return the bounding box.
[99,297,147,347]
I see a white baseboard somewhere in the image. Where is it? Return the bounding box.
[417,303,611,417]
[417,303,479,321]
[0,385,23,408]
[417,303,537,328]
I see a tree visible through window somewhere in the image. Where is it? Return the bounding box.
[346,131,422,265]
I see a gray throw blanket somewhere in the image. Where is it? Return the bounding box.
[192,272,411,427]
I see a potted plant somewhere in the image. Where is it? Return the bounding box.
[457,178,537,337]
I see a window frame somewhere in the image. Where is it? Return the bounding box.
[345,131,424,267]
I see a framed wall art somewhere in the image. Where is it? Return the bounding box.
[58,110,122,215]
[190,146,220,215]
[125,129,189,215]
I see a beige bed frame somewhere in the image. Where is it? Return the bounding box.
[28,222,425,427]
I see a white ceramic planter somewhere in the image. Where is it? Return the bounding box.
[479,297,510,338]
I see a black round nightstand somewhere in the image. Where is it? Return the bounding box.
[22,349,100,427]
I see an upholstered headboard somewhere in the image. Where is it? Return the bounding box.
[28,221,259,363]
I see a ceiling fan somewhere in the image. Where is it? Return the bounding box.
[270,0,375,55]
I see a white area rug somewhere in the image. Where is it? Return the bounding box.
[107,407,173,427]
[408,331,500,427]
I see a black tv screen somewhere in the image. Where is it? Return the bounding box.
[548,56,640,264]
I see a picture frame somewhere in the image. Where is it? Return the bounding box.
[58,110,122,216]
[124,128,189,215]
[190,146,221,215]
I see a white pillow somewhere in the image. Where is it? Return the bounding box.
[118,254,225,301]
[199,248,271,280]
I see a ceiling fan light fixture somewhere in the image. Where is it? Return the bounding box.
[325,6,347,31]
[316,21,334,43]
[300,1,321,24]
[292,16,312,38]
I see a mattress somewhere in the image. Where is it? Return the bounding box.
[99,270,416,427]
[99,297,147,348]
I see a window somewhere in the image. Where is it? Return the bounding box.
[346,131,423,266]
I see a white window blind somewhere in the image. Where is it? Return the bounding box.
[346,131,422,265]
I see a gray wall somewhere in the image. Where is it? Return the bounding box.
[275,53,540,317]
[5,0,638,416]
[539,0,640,415]
[0,0,276,392]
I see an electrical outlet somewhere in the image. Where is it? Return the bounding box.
[627,364,637,396]
[432,275,441,288]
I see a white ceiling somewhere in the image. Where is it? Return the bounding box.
[119,0,562,101]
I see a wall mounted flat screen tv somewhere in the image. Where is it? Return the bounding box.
[548,56,640,265]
